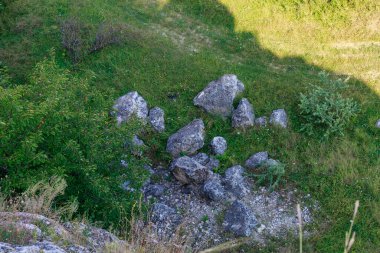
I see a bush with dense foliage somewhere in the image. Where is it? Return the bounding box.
[0,54,149,228]
[298,72,359,139]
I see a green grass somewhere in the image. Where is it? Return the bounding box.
[0,0,379,252]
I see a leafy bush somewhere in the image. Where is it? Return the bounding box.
[0,53,149,228]
[298,72,359,139]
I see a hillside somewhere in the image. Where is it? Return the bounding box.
[0,0,379,252]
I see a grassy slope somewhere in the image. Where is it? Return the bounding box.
[0,0,379,252]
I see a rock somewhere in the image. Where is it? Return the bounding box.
[121,181,135,192]
[223,200,258,237]
[203,174,225,201]
[245,151,269,169]
[0,241,67,253]
[193,74,245,117]
[376,119,380,128]
[166,119,205,157]
[224,165,250,198]
[152,203,176,222]
[120,160,128,168]
[263,158,280,168]
[270,109,288,128]
[113,91,148,124]
[144,184,165,197]
[255,116,267,127]
[191,153,220,171]
[211,136,227,155]
[170,156,210,184]
[127,134,145,156]
[232,98,255,129]
[149,107,165,132]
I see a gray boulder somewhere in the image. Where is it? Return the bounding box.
[166,119,205,157]
[211,136,227,155]
[223,200,258,237]
[270,109,288,128]
[152,203,176,222]
[232,98,255,129]
[170,156,210,184]
[255,116,267,127]
[203,174,225,201]
[224,165,250,198]
[191,153,220,171]
[245,151,268,169]
[376,119,380,128]
[113,91,148,124]
[149,107,165,132]
[193,74,245,117]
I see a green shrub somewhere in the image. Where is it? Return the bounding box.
[298,72,359,139]
[247,161,285,191]
[0,53,149,229]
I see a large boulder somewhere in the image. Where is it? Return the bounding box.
[270,109,288,128]
[166,119,205,157]
[193,74,245,117]
[211,136,227,155]
[245,151,268,169]
[203,174,225,201]
[223,200,258,237]
[224,165,250,198]
[149,107,165,132]
[170,156,210,184]
[113,91,148,124]
[232,98,255,129]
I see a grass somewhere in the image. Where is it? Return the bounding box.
[0,0,379,252]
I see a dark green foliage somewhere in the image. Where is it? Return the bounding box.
[247,162,286,191]
[0,54,149,228]
[298,72,359,139]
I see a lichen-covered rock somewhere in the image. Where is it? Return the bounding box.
[149,107,165,132]
[166,119,205,157]
[223,200,258,237]
[170,156,210,184]
[224,165,250,198]
[232,98,255,129]
[113,91,148,124]
[203,174,225,201]
[151,203,176,222]
[191,153,220,171]
[245,151,269,169]
[193,74,245,117]
[270,109,288,128]
[211,136,227,155]
[255,116,267,127]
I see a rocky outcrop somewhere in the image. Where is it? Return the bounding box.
[223,201,258,237]
[149,107,165,132]
[270,109,288,128]
[245,151,269,169]
[166,119,205,157]
[232,98,255,129]
[113,91,148,124]
[211,136,227,155]
[193,74,245,117]
[170,156,210,184]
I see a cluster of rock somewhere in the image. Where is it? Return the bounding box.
[112,75,312,249]
[0,212,124,253]
[193,74,288,129]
